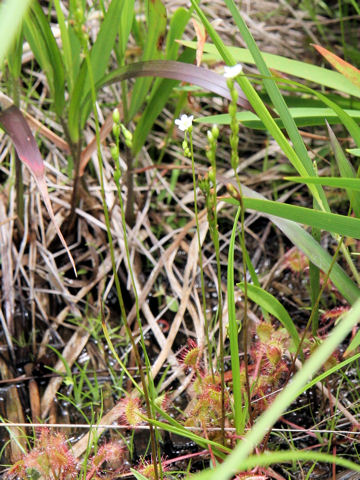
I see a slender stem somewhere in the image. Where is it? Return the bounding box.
[237,190,253,426]
[189,130,214,377]
[211,217,226,444]
[113,134,161,478]
[84,46,159,480]
[124,146,135,227]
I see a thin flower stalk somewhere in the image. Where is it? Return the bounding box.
[204,124,226,444]
[226,73,252,425]
[111,108,161,479]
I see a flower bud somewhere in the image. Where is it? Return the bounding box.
[211,124,219,140]
[208,166,216,184]
[112,108,120,124]
[226,183,241,201]
[112,123,120,138]
[229,104,237,117]
[110,144,119,161]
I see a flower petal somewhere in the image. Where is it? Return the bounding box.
[224,64,243,79]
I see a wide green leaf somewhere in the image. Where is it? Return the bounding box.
[326,121,360,217]
[180,40,360,98]
[24,2,65,115]
[117,0,135,59]
[223,184,360,304]
[0,0,32,65]
[195,107,360,129]
[285,176,360,190]
[128,0,167,120]
[196,72,360,148]
[237,197,360,238]
[69,0,129,140]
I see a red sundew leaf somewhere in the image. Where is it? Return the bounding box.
[312,44,360,89]
[0,100,76,275]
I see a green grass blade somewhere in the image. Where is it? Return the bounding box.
[309,222,321,335]
[145,415,230,457]
[345,330,360,354]
[348,0,360,14]
[224,0,320,189]
[0,0,32,65]
[236,451,360,474]
[285,176,360,190]
[307,85,360,147]
[193,298,360,480]
[24,2,65,115]
[69,0,130,139]
[90,0,128,86]
[190,0,327,211]
[81,0,130,127]
[237,283,300,350]
[56,19,82,103]
[223,196,360,238]
[298,352,360,395]
[128,0,167,120]
[117,0,135,59]
[196,107,360,129]
[225,185,360,304]
[165,7,192,60]
[326,121,360,217]
[238,197,360,238]
[185,37,360,145]
[197,71,360,147]
[180,40,360,98]
[53,0,75,92]
[5,26,23,80]
[227,207,244,435]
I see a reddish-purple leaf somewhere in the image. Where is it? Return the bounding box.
[99,60,254,112]
[0,101,76,274]
[0,105,45,178]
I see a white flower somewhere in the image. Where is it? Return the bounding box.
[223,64,243,79]
[175,114,194,132]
